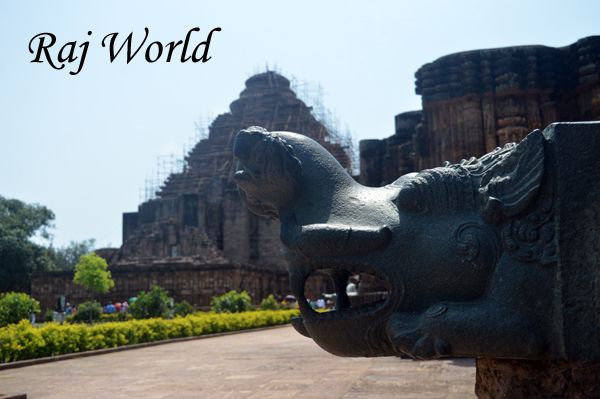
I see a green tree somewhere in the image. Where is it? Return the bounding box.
[0,196,55,292]
[0,292,41,327]
[73,253,114,297]
[48,239,96,271]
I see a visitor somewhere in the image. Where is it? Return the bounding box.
[346,276,359,297]
[121,301,129,312]
[65,302,73,315]
[316,298,326,309]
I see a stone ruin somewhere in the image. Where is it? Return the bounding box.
[360,35,600,186]
[120,71,350,267]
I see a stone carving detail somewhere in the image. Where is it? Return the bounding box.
[233,122,600,361]
[454,222,498,271]
[501,196,555,265]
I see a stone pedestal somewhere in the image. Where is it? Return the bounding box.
[475,358,600,398]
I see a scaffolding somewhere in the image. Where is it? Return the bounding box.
[138,69,360,203]
[138,116,212,203]
[289,75,358,175]
[193,113,212,142]
[249,66,359,174]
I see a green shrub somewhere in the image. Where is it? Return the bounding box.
[71,300,102,323]
[0,309,299,363]
[259,294,280,311]
[129,285,172,319]
[44,309,55,323]
[99,312,132,322]
[210,290,252,313]
[173,300,194,317]
[0,292,40,327]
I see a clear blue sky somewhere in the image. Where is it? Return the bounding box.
[1,0,598,248]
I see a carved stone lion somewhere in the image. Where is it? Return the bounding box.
[233,123,600,361]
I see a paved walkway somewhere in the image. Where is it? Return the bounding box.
[0,325,475,399]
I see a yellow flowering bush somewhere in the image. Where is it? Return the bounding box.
[0,309,299,363]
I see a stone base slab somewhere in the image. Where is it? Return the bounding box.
[475,357,600,398]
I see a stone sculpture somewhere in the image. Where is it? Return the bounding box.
[233,122,600,362]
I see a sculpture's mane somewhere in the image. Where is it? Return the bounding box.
[395,143,517,214]
[395,132,555,265]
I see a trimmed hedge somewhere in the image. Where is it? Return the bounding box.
[0,309,299,363]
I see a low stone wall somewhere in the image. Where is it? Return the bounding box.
[31,261,290,311]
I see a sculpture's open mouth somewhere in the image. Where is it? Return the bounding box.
[291,263,393,322]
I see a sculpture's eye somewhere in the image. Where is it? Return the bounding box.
[396,185,426,213]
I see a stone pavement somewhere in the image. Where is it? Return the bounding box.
[0,325,475,399]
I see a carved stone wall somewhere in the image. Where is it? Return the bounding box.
[361,35,600,185]
[31,261,289,311]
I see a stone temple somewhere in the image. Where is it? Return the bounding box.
[32,72,351,310]
[31,36,600,311]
